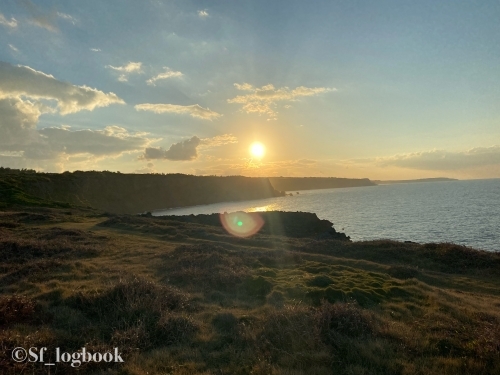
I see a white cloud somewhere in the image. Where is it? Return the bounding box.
[198,10,209,18]
[142,136,201,161]
[8,44,19,53]
[0,62,124,115]
[56,12,76,24]
[0,13,17,28]
[146,67,183,86]
[234,83,253,91]
[107,62,142,73]
[228,83,335,116]
[135,103,221,120]
[106,62,143,82]
[90,48,101,52]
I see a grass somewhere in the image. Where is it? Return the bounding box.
[0,207,499,374]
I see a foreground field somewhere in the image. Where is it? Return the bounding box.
[1,207,499,374]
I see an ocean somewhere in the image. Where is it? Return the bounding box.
[153,179,500,252]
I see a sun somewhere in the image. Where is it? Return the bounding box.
[250,142,265,158]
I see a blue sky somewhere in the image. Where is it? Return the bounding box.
[0,0,499,178]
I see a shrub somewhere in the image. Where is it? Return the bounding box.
[315,301,374,343]
[212,313,239,335]
[387,266,419,279]
[0,295,38,325]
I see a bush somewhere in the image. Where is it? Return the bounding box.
[212,313,239,335]
[0,295,38,325]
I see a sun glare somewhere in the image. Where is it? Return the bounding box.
[250,142,265,158]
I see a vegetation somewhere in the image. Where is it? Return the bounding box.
[0,205,499,374]
[0,168,284,214]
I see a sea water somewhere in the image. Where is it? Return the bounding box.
[154,179,500,252]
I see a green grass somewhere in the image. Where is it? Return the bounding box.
[0,207,499,374]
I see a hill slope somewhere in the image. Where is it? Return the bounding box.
[1,206,499,374]
[0,169,284,214]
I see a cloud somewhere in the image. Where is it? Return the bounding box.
[0,62,135,165]
[135,103,221,120]
[19,0,58,31]
[0,13,17,28]
[106,62,143,82]
[228,83,335,116]
[34,126,151,158]
[199,134,238,148]
[140,133,236,162]
[107,62,142,73]
[90,48,101,52]
[372,147,500,171]
[0,96,151,161]
[135,162,156,174]
[0,97,43,151]
[146,67,183,86]
[198,10,209,18]
[0,61,124,115]
[8,44,19,53]
[56,12,76,25]
[142,136,201,161]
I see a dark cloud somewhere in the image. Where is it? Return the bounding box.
[143,136,200,161]
[38,126,150,157]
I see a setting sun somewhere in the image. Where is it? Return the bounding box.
[250,142,265,158]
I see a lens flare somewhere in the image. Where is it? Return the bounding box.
[219,211,265,238]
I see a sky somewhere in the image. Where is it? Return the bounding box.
[0,0,499,179]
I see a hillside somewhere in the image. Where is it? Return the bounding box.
[0,169,284,214]
[1,206,499,374]
[268,177,376,192]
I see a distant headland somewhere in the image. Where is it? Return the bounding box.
[373,177,458,185]
[268,177,376,191]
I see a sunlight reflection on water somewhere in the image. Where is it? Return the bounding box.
[153,179,500,251]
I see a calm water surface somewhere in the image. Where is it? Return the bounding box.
[154,179,500,251]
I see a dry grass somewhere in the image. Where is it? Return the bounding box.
[1,207,499,374]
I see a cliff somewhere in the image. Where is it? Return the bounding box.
[135,210,350,240]
[0,170,284,214]
[268,177,376,191]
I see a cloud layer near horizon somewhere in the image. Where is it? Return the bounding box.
[373,147,500,170]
